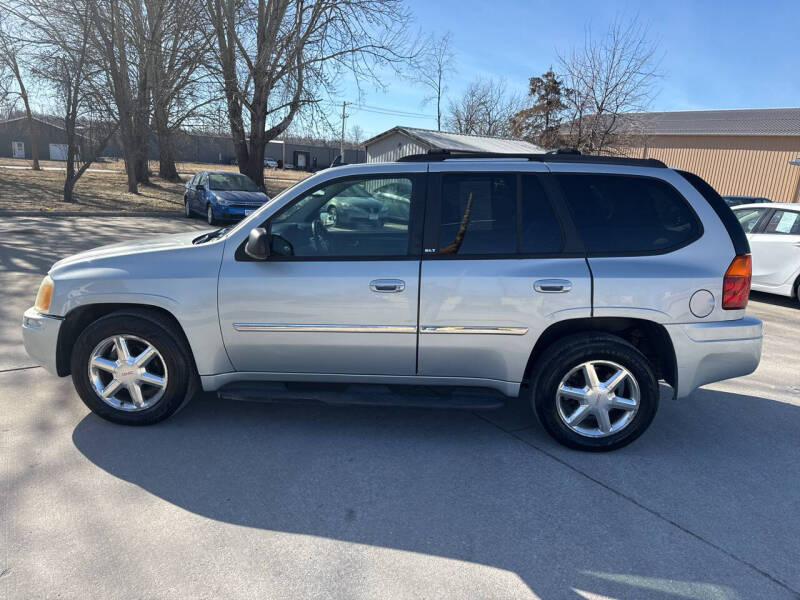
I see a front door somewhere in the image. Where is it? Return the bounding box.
[218,170,425,375]
[417,166,592,384]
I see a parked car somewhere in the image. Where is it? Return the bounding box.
[22,153,762,451]
[264,157,279,169]
[732,203,800,302]
[723,195,772,207]
[318,181,389,229]
[184,171,270,225]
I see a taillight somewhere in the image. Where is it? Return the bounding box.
[722,255,751,310]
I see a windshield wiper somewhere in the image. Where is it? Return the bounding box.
[193,227,230,244]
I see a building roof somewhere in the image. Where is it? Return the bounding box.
[623,108,800,137]
[365,126,542,153]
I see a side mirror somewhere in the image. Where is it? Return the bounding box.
[196,184,205,192]
[244,227,270,260]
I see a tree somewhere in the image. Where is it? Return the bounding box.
[510,69,568,149]
[145,0,214,181]
[0,14,41,169]
[413,31,455,131]
[349,124,364,146]
[86,0,151,193]
[446,78,520,137]
[558,17,661,154]
[3,0,118,202]
[205,0,417,188]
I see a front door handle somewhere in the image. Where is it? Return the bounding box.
[534,279,572,293]
[370,279,405,293]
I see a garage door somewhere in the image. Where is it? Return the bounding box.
[49,144,68,161]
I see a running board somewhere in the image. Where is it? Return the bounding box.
[217,381,508,410]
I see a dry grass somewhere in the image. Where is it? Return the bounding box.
[0,158,308,213]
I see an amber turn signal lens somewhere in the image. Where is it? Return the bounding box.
[34,275,54,314]
[722,255,751,310]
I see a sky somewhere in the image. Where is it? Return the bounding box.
[338,0,800,141]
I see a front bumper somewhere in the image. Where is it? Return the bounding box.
[216,204,262,219]
[665,316,763,399]
[22,307,63,375]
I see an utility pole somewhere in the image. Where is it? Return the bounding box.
[340,101,347,164]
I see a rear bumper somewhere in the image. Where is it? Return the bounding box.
[665,316,762,398]
[21,307,63,375]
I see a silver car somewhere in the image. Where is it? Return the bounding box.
[733,202,800,302]
[22,153,763,451]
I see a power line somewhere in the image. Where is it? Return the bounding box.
[347,103,437,120]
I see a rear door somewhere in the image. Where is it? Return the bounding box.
[417,163,592,385]
[748,208,800,290]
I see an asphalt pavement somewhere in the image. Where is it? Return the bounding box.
[2,216,799,599]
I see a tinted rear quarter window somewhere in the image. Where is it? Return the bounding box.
[557,174,702,254]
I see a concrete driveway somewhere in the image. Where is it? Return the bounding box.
[2,216,799,599]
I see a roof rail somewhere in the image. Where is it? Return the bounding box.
[396,149,666,168]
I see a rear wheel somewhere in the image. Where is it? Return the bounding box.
[70,311,195,425]
[531,333,659,451]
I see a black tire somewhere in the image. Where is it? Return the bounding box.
[530,333,659,452]
[184,197,192,218]
[70,310,196,425]
[795,278,800,307]
[206,204,216,225]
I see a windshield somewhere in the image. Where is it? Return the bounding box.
[208,173,260,192]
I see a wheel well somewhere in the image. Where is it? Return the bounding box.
[55,303,193,377]
[523,317,677,389]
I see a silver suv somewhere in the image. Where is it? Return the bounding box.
[22,152,763,451]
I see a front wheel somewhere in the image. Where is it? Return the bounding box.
[184,197,192,218]
[531,333,659,452]
[70,310,195,425]
[206,204,216,225]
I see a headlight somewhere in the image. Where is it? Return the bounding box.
[34,275,54,313]
[215,195,229,206]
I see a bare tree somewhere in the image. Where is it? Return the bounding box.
[558,17,661,154]
[3,0,118,202]
[146,0,214,181]
[413,31,455,131]
[446,78,521,137]
[85,0,149,193]
[205,0,417,188]
[0,14,41,169]
[349,124,364,146]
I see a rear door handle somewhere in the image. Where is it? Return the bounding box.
[534,279,572,293]
[370,279,405,293]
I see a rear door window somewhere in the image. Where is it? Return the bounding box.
[439,174,517,255]
[557,174,702,254]
[763,210,800,235]
[520,175,563,254]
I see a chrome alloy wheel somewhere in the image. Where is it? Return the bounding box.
[556,360,640,438]
[88,335,168,411]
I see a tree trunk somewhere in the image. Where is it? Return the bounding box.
[153,104,180,181]
[245,125,266,189]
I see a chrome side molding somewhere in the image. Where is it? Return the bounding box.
[233,323,416,333]
[419,326,528,335]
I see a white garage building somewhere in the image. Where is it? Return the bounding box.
[364,126,542,162]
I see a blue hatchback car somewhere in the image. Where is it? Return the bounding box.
[184,171,270,225]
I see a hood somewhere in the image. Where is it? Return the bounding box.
[51,229,212,273]
[213,190,269,204]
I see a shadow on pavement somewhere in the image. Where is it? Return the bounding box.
[71,388,800,598]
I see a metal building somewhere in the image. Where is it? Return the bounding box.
[364,126,542,162]
[622,108,800,203]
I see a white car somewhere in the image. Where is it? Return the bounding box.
[733,203,800,302]
[263,157,279,169]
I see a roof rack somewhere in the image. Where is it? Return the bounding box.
[396,149,666,168]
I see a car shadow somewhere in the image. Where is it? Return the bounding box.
[71,388,800,598]
[749,290,798,310]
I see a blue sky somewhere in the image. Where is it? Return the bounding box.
[340,0,799,140]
